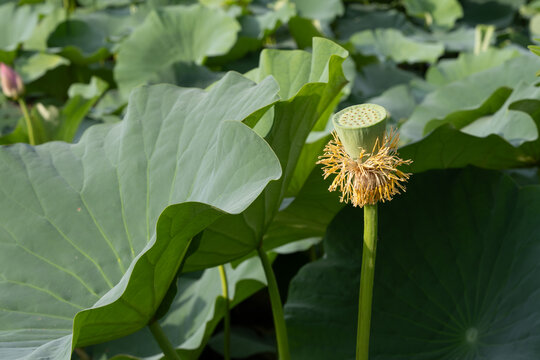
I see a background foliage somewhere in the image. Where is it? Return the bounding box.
[1,0,540,359]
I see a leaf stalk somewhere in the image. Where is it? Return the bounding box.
[257,246,290,360]
[148,318,181,360]
[18,99,35,146]
[218,265,231,360]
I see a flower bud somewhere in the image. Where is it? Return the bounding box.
[0,63,24,100]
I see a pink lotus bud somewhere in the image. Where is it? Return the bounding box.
[0,63,24,100]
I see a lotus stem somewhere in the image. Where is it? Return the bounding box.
[148,319,181,360]
[18,99,35,146]
[317,104,411,359]
[257,246,290,360]
[218,265,231,360]
[356,204,378,359]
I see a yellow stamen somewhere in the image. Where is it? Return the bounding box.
[317,128,412,207]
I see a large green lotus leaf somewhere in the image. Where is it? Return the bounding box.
[403,0,463,28]
[426,48,521,87]
[401,55,540,142]
[290,0,344,22]
[0,72,282,359]
[90,256,268,360]
[0,2,38,62]
[183,38,349,271]
[350,28,444,64]
[114,4,240,97]
[285,168,540,359]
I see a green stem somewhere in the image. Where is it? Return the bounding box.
[356,204,378,360]
[257,246,290,360]
[63,0,70,17]
[218,265,231,360]
[74,348,90,360]
[481,25,495,52]
[18,99,35,146]
[309,245,318,262]
[148,319,181,360]
[474,26,482,55]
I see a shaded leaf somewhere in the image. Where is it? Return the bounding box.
[264,166,343,251]
[286,168,540,359]
[288,16,324,49]
[461,0,523,28]
[15,53,70,83]
[335,5,413,41]
[208,326,276,359]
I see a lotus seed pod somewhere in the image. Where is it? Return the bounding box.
[0,63,24,100]
[332,103,387,160]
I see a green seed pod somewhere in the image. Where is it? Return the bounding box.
[332,103,387,160]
